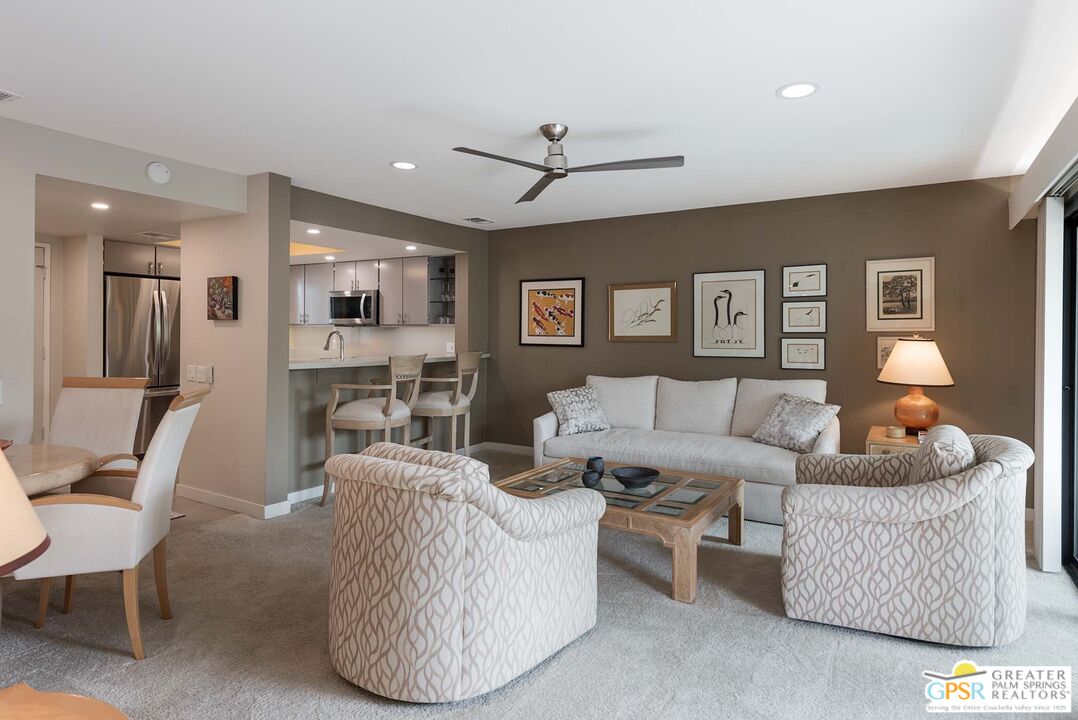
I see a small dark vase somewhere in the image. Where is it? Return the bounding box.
[586,456,605,475]
[581,469,602,489]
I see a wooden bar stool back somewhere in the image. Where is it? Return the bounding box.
[412,351,481,456]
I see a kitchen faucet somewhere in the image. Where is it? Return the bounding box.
[324,330,345,361]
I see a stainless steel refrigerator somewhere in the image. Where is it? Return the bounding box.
[104,274,180,453]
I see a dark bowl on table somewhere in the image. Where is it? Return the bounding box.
[611,466,660,490]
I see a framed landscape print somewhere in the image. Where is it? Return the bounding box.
[782,301,826,333]
[865,256,935,331]
[693,270,765,357]
[608,281,677,342]
[520,278,585,346]
[782,263,827,297]
[781,338,825,370]
[876,336,902,370]
[207,275,238,320]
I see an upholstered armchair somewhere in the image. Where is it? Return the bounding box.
[781,429,1034,647]
[324,443,606,703]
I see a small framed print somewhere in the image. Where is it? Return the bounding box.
[609,281,677,342]
[865,256,935,331]
[783,264,827,297]
[520,278,585,346]
[876,336,902,370]
[207,276,239,320]
[781,338,825,370]
[693,269,765,357]
[782,301,826,333]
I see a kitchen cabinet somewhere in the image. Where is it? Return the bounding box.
[332,262,355,292]
[302,263,333,325]
[289,265,306,324]
[104,240,157,275]
[402,256,428,325]
[379,258,404,325]
[332,260,379,291]
[155,245,181,277]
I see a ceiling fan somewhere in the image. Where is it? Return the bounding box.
[453,123,685,204]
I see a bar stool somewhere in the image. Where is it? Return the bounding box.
[412,351,481,456]
[322,353,426,506]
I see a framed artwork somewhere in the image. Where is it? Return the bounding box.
[782,301,826,333]
[693,270,765,357]
[865,256,935,331]
[207,276,238,320]
[781,338,825,370]
[876,336,902,370]
[519,278,585,346]
[608,281,677,342]
[782,263,827,297]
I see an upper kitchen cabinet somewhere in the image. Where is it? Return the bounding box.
[155,245,181,277]
[302,263,334,325]
[289,264,306,324]
[379,258,404,325]
[332,262,355,292]
[402,256,428,325]
[332,260,378,291]
[104,240,157,275]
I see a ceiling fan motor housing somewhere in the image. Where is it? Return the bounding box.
[544,143,568,174]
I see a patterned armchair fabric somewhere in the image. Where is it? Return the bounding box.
[781,433,1034,647]
[325,443,605,703]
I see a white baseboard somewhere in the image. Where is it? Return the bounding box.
[288,484,328,504]
[468,441,532,455]
[176,484,278,520]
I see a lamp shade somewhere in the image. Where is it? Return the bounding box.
[877,336,955,387]
[0,451,50,576]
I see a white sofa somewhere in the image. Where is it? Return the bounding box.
[534,376,840,524]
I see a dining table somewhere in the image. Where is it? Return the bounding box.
[5,444,99,496]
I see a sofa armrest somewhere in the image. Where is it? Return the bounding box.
[533,411,559,466]
[810,416,840,454]
[796,452,915,487]
[783,461,994,524]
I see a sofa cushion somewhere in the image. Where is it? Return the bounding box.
[586,375,658,430]
[752,394,841,454]
[909,424,976,485]
[547,385,610,437]
[655,377,737,436]
[731,379,827,437]
[544,428,799,487]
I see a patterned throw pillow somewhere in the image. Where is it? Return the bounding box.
[752,393,840,454]
[547,385,611,437]
[909,425,976,484]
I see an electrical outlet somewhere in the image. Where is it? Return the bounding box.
[186,365,197,382]
[446,342,455,354]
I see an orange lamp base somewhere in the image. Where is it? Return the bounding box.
[894,386,939,435]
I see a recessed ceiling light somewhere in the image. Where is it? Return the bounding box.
[306,228,321,235]
[91,202,110,210]
[391,161,417,170]
[325,255,335,261]
[776,82,818,99]
[405,245,417,251]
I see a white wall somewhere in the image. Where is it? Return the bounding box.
[177,173,291,517]
[0,117,246,441]
[60,235,104,377]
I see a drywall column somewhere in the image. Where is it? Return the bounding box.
[61,235,104,377]
[0,165,35,441]
[177,173,291,518]
[1034,196,1064,573]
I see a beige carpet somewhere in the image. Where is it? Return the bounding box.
[2,451,1077,720]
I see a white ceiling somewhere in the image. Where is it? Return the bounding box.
[5,1,1078,230]
[289,222,458,265]
[35,175,234,240]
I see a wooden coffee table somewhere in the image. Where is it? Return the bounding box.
[496,458,744,603]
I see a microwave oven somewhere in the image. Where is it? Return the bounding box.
[329,289,379,326]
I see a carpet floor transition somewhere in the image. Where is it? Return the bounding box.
[1,451,1076,720]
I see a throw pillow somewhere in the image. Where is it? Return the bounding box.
[751,393,840,454]
[909,425,976,484]
[547,385,611,437]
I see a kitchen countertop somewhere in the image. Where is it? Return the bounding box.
[289,352,488,371]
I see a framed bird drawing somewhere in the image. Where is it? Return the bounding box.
[782,264,827,297]
[693,270,765,357]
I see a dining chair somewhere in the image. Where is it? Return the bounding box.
[49,376,149,477]
[13,388,209,660]
[411,351,481,456]
[322,353,426,506]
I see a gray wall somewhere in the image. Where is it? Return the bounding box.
[486,179,1036,501]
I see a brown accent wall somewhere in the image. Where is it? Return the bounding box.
[486,179,1035,502]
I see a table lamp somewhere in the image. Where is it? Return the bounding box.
[0,452,50,576]
[877,335,954,434]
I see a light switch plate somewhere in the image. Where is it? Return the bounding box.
[186,365,197,381]
[195,365,207,383]
[446,342,455,354]
[205,365,214,384]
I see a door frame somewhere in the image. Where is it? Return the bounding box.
[34,241,52,441]
[1063,205,1078,586]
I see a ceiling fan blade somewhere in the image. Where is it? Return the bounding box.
[568,155,685,173]
[453,147,549,172]
[516,174,557,204]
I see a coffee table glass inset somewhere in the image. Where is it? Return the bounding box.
[496,458,744,603]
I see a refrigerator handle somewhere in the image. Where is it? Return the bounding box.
[159,289,171,368]
[147,287,159,378]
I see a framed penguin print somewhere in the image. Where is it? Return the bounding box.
[693,270,765,357]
